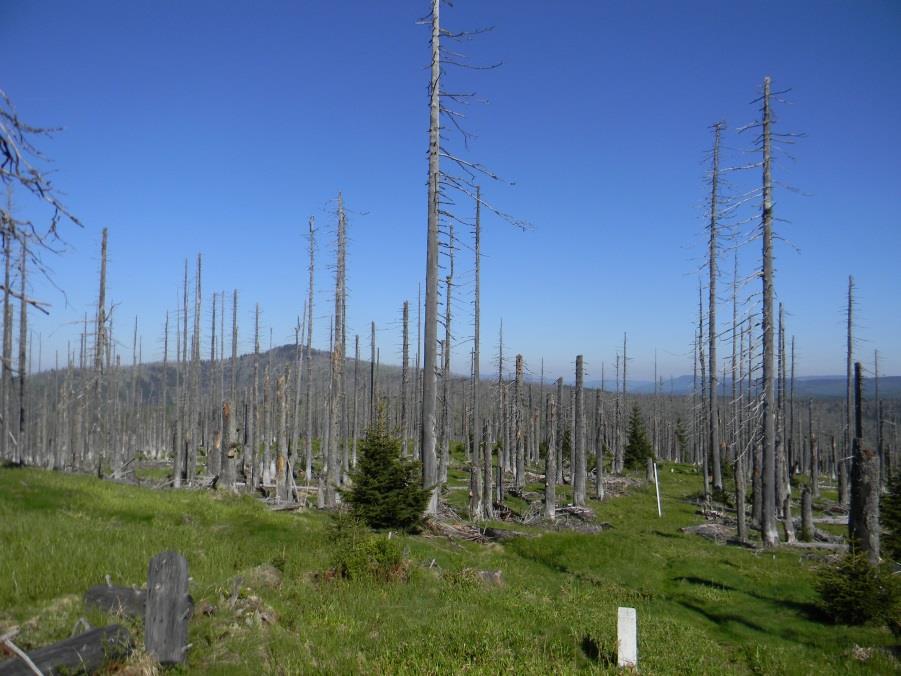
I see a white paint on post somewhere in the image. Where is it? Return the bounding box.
[654,462,662,517]
[617,606,637,668]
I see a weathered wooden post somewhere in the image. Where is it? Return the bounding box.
[145,551,192,665]
[617,607,637,668]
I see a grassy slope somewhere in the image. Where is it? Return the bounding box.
[0,465,896,674]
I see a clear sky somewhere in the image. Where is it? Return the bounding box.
[2,0,899,381]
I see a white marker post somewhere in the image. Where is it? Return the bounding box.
[653,461,662,517]
[617,607,637,668]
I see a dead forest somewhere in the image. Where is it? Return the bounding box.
[0,2,897,557]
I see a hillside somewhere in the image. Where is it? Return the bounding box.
[1,462,897,674]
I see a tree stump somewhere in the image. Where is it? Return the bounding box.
[145,551,192,665]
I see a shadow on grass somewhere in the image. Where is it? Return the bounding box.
[580,635,615,666]
[678,599,770,634]
[679,574,824,614]
[673,574,828,623]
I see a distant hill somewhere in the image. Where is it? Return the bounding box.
[585,375,901,399]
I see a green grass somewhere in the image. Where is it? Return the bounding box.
[1,464,896,674]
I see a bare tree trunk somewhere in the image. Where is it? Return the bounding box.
[220,401,236,490]
[708,121,724,493]
[17,234,27,464]
[93,228,108,472]
[368,321,376,428]
[809,399,819,498]
[231,290,238,404]
[573,355,586,506]
[325,194,346,508]
[509,354,522,490]
[304,218,315,481]
[555,377,564,484]
[275,373,289,503]
[1,210,12,462]
[730,254,739,469]
[544,392,556,520]
[875,350,883,488]
[187,253,201,483]
[849,361,880,562]
[439,220,454,484]
[760,76,779,547]
[401,301,409,456]
[776,304,787,516]
[800,486,813,542]
[699,285,710,501]
[842,275,854,505]
[735,453,747,543]
[161,311,168,463]
[352,335,360,468]
[595,387,605,500]
[250,304,260,488]
[420,0,441,514]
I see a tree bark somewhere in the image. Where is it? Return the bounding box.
[573,355,586,506]
[420,0,441,514]
[544,392,556,520]
[760,76,779,547]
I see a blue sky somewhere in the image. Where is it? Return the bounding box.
[2,0,899,381]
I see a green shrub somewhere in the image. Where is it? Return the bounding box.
[881,471,901,562]
[328,512,411,582]
[346,424,430,531]
[815,552,900,626]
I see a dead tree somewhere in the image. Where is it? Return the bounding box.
[325,194,347,508]
[439,220,454,485]
[841,275,854,505]
[0,209,12,462]
[401,301,410,456]
[849,361,880,562]
[573,355,586,506]
[351,334,360,468]
[510,354,523,490]
[303,217,315,481]
[707,121,725,493]
[471,187,486,517]
[418,0,443,515]
[544,392,557,520]
[275,373,289,502]
[16,234,27,464]
[758,77,779,547]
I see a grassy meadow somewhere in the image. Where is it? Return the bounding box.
[0,463,896,674]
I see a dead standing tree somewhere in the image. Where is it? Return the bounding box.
[706,121,725,494]
[419,0,527,515]
[1,91,82,464]
[325,194,347,508]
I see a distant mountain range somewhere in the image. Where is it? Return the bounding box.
[581,375,901,399]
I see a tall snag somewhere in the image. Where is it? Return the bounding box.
[759,76,779,547]
[421,0,441,513]
[325,194,346,508]
[707,121,724,493]
[573,355,586,506]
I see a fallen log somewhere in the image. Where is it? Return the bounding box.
[0,625,132,675]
